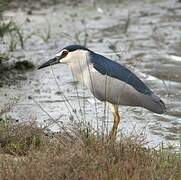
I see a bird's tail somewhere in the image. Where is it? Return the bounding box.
[141,94,166,114]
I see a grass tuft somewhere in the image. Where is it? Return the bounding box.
[0,119,45,156]
[0,116,181,180]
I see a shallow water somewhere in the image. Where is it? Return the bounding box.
[1,0,181,148]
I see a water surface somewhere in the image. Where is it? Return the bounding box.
[1,0,181,148]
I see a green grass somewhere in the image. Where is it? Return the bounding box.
[0,15,34,71]
[0,20,28,52]
[0,115,181,180]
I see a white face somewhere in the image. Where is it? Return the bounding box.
[55,49,87,64]
[55,49,70,64]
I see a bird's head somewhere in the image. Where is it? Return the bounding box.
[38,45,90,69]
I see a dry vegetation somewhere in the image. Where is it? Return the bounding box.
[0,0,181,179]
[0,115,181,180]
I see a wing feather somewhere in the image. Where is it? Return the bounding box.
[89,52,153,95]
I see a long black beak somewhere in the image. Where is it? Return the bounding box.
[37,57,59,70]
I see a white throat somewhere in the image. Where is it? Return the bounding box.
[68,50,90,82]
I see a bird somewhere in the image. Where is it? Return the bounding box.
[38,45,166,139]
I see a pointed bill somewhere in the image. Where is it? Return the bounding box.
[37,57,59,70]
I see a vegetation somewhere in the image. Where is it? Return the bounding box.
[0,104,181,180]
[0,18,31,68]
[0,1,36,74]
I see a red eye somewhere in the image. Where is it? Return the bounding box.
[61,50,68,58]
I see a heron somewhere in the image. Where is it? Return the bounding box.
[38,45,166,139]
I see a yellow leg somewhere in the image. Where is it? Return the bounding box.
[109,104,121,140]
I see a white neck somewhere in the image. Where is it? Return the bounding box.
[68,50,90,82]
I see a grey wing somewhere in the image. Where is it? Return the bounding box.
[89,52,166,114]
[89,52,153,96]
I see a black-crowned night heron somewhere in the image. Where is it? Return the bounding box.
[38,45,166,139]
